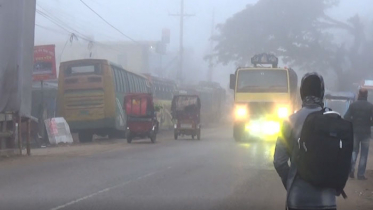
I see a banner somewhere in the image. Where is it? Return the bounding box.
[45,117,73,145]
[33,45,57,81]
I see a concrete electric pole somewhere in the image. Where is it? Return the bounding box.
[207,9,215,82]
[170,0,194,83]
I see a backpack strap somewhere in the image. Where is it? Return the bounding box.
[322,107,333,112]
[341,190,348,199]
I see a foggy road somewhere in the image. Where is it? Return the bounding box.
[0,125,368,210]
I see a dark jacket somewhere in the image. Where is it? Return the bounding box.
[344,100,373,135]
[274,103,336,209]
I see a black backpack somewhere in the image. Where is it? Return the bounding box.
[295,108,353,198]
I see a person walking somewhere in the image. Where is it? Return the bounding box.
[344,88,373,180]
[274,72,338,210]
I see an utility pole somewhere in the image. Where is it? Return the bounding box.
[170,0,194,83]
[208,9,215,82]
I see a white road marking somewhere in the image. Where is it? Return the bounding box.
[50,171,157,210]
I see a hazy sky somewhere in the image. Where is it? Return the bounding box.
[35,0,372,48]
[34,0,372,85]
[36,0,254,52]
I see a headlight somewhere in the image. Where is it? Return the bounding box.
[235,106,247,119]
[277,107,289,119]
[246,121,280,136]
[263,121,280,135]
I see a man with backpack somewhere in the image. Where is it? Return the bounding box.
[344,88,373,180]
[274,72,353,210]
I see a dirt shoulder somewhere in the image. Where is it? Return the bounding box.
[0,129,175,168]
[339,143,373,210]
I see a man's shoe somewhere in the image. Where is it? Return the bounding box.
[349,172,355,179]
[358,176,367,180]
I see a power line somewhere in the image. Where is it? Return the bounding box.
[35,23,70,35]
[37,3,124,45]
[79,0,139,44]
[36,7,91,41]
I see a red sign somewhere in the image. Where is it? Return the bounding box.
[33,45,57,81]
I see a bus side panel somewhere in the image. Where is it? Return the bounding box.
[114,92,126,131]
[103,63,116,121]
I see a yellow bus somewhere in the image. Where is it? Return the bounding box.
[58,59,151,142]
[229,53,299,141]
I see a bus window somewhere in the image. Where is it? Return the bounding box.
[128,73,135,93]
[116,68,123,92]
[117,69,125,93]
[121,71,129,93]
[137,77,143,93]
[140,78,146,93]
[112,67,119,92]
[133,76,140,93]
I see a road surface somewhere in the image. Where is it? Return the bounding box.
[0,125,371,210]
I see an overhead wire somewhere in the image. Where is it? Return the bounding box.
[36,10,129,54]
[79,0,139,45]
[35,1,153,62]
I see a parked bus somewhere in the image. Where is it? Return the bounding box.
[144,74,177,130]
[58,59,151,142]
[229,53,299,141]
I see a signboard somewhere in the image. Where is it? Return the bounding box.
[45,117,73,145]
[364,80,373,87]
[33,45,57,81]
[251,53,278,67]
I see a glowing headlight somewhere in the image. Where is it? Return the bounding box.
[277,107,289,118]
[235,106,248,119]
[263,121,281,135]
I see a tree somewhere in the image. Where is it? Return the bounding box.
[212,0,372,90]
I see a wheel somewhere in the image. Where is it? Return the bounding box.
[127,135,132,144]
[197,129,201,140]
[150,133,156,143]
[126,131,132,144]
[174,132,178,140]
[233,123,244,142]
[79,131,93,143]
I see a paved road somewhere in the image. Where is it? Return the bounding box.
[0,126,368,209]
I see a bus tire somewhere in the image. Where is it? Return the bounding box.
[150,133,156,144]
[126,131,132,144]
[233,124,243,142]
[79,131,93,143]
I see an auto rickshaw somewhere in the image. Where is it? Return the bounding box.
[124,93,157,144]
[324,91,355,116]
[172,95,201,140]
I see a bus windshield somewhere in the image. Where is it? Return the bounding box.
[237,70,288,93]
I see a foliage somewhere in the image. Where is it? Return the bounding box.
[212,0,372,90]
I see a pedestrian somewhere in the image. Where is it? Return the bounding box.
[344,88,373,180]
[274,72,350,210]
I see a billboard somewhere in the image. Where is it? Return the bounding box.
[0,0,36,116]
[33,45,57,81]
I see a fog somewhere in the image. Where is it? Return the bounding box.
[35,0,373,90]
